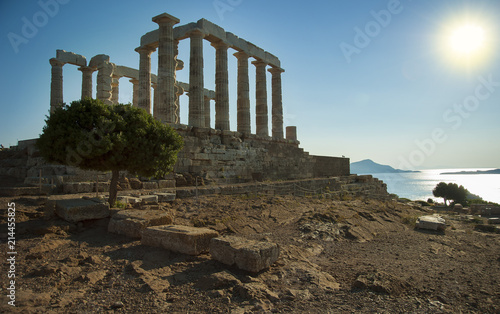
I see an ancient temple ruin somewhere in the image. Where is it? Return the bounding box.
[46,12,349,184]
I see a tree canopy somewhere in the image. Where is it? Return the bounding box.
[37,98,184,205]
[432,182,468,206]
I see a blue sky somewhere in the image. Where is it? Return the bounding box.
[1,0,499,169]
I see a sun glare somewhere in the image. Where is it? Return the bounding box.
[449,24,485,56]
[440,17,492,68]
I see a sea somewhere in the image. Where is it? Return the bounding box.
[364,168,500,204]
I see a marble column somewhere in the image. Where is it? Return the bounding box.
[188,30,205,128]
[204,95,211,128]
[212,41,230,130]
[286,126,297,141]
[111,75,120,104]
[96,62,113,105]
[234,51,251,134]
[135,46,156,114]
[268,66,285,139]
[78,66,94,100]
[153,13,180,123]
[130,78,139,107]
[252,60,268,137]
[49,58,65,114]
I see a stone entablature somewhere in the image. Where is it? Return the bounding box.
[140,19,280,68]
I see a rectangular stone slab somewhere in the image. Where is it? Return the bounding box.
[141,225,218,255]
[156,193,176,202]
[210,236,280,273]
[55,198,110,223]
[108,210,173,238]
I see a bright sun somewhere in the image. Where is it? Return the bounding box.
[441,19,492,67]
[448,24,485,56]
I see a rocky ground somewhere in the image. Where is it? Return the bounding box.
[1,192,499,313]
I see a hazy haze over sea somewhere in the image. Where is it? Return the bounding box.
[370,168,500,204]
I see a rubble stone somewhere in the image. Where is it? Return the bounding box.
[141,225,218,255]
[55,198,110,222]
[108,209,173,238]
[210,236,280,272]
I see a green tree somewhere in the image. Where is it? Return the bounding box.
[37,98,183,205]
[432,182,468,206]
[433,182,450,205]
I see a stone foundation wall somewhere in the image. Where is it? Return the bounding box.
[175,175,388,199]
[0,126,350,188]
[173,125,348,183]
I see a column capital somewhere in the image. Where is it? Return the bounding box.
[49,58,65,67]
[233,51,249,59]
[135,45,156,55]
[268,66,285,74]
[78,65,93,72]
[129,78,139,84]
[251,59,267,67]
[152,12,180,25]
[211,40,229,49]
[187,29,206,39]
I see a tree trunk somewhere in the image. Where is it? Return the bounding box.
[108,169,119,206]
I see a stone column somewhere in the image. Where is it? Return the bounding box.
[234,51,251,134]
[78,66,94,100]
[153,13,180,123]
[268,66,285,139]
[135,46,156,114]
[49,58,65,114]
[204,95,211,128]
[96,62,114,105]
[212,41,230,130]
[188,30,205,128]
[111,75,120,104]
[286,126,297,141]
[252,60,268,137]
[130,78,139,107]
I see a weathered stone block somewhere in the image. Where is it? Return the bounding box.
[116,196,141,204]
[156,193,176,202]
[141,225,219,255]
[139,195,158,203]
[158,179,175,189]
[210,236,280,272]
[416,215,446,231]
[143,181,158,190]
[108,210,173,238]
[129,178,143,189]
[55,198,110,222]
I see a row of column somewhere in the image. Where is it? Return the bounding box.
[136,16,285,138]
[49,63,125,114]
[49,59,99,113]
[49,20,286,139]
[186,32,285,139]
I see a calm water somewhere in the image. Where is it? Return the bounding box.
[368,169,500,204]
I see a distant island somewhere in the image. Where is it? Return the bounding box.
[350,159,420,174]
[441,169,500,175]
